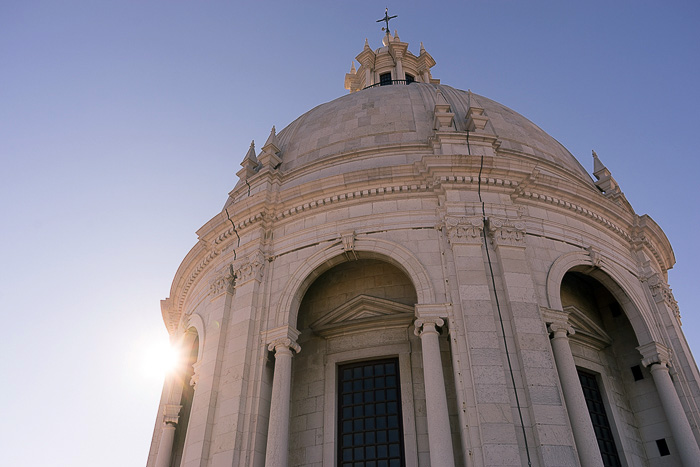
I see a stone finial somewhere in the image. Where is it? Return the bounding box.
[259,126,282,170]
[466,106,488,132]
[420,42,426,55]
[393,30,400,41]
[350,61,356,74]
[237,140,259,179]
[592,150,620,195]
[433,88,455,131]
[364,38,370,50]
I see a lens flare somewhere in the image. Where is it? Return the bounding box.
[139,340,181,381]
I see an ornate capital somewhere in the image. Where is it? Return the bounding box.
[541,307,574,338]
[234,250,266,284]
[443,215,483,245]
[267,337,301,355]
[487,217,526,248]
[263,325,301,355]
[414,316,445,337]
[644,273,681,322]
[548,321,575,338]
[637,341,672,368]
[210,265,236,298]
[163,404,182,426]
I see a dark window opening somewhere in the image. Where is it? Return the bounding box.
[338,358,405,467]
[656,438,670,456]
[578,369,622,467]
[380,73,392,86]
[631,365,644,381]
[405,74,414,84]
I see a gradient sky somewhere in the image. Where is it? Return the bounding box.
[1,2,699,466]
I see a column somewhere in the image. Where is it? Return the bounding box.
[264,334,300,467]
[154,404,181,467]
[415,317,456,467]
[395,58,404,81]
[548,321,604,467]
[639,342,700,466]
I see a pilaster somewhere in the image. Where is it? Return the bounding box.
[441,213,522,466]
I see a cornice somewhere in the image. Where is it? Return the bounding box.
[163,154,672,332]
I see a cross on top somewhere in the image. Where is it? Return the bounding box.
[376,8,397,33]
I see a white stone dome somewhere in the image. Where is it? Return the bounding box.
[275,83,591,182]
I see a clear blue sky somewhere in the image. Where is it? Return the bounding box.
[1,2,698,466]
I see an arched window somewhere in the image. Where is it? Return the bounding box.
[169,333,199,467]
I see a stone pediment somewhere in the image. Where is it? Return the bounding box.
[309,294,415,338]
[564,305,612,349]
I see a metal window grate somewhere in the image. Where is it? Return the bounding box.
[578,369,622,467]
[338,359,405,467]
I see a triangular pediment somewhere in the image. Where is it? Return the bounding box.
[564,305,613,349]
[310,294,415,338]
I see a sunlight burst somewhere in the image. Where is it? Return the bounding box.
[139,340,181,381]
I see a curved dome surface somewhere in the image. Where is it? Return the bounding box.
[276,83,590,181]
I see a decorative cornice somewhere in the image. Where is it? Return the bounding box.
[510,187,632,243]
[564,305,612,349]
[487,216,526,247]
[310,295,414,338]
[637,341,672,368]
[442,215,483,245]
[163,404,182,426]
[167,166,660,334]
[275,182,432,221]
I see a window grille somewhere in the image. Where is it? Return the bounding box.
[578,369,621,467]
[338,359,405,467]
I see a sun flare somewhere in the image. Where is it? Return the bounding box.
[139,340,181,381]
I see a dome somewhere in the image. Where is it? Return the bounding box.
[152,30,694,467]
[276,83,591,182]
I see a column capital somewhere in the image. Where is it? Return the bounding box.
[414,316,445,336]
[637,341,672,368]
[263,325,301,354]
[548,321,575,338]
[542,307,574,337]
[442,215,483,245]
[486,216,526,248]
[163,404,182,426]
[268,337,301,354]
[644,272,681,324]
